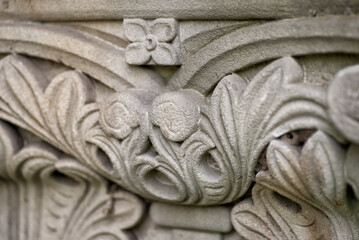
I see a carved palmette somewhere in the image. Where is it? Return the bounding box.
[0,53,336,202]
[0,51,358,239]
[97,56,342,206]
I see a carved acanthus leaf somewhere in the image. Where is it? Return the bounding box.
[232,131,359,239]
[0,54,349,206]
[232,185,332,240]
[98,57,337,205]
[0,121,144,240]
[236,57,341,172]
[0,54,119,180]
[183,74,248,203]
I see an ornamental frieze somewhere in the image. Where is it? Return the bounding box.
[0,2,358,239]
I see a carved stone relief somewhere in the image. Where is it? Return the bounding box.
[124,18,181,65]
[0,3,359,240]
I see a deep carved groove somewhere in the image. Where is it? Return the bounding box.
[50,171,79,186]
[273,192,302,214]
[96,148,114,172]
[198,152,222,182]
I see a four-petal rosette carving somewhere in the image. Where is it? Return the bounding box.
[124,18,180,65]
[0,13,358,240]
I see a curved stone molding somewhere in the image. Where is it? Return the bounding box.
[0,21,165,93]
[0,10,359,240]
[169,16,359,94]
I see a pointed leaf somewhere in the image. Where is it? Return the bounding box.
[211,73,247,156]
[0,55,48,134]
[44,71,95,154]
[301,131,346,206]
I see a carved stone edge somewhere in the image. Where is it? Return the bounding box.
[1,0,359,21]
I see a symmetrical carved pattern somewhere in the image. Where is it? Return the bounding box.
[96,57,341,206]
[0,53,356,208]
[0,13,358,240]
[124,18,181,65]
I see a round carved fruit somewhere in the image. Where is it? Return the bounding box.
[328,65,359,144]
[151,90,205,142]
[100,90,155,139]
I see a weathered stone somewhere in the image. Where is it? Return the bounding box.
[124,18,181,65]
[2,0,359,21]
[172,229,222,240]
[0,1,358,240]
[345,144,359,199]
[150,203,232,233]
[328,64,359,144]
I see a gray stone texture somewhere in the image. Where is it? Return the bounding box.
[0,1,358,239]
